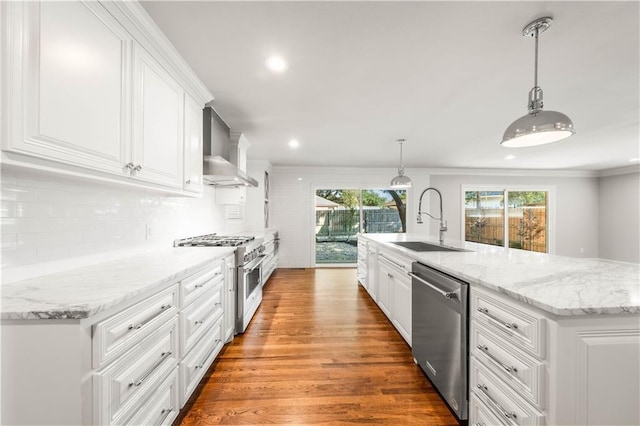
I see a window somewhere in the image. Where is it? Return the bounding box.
[315,188,407,265]
[463,188,551,253]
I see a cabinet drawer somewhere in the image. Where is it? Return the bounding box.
[118,367,179,426]
[181,261,224,308]
[180,283,223,356]
[471,287,546,359]
[471,322,545,409]
[93,285,179,368]
[470,391,510,426]
[94,316,178,425]
[180,316,224,407]
[470,358,544,426]
[377,248,411,274]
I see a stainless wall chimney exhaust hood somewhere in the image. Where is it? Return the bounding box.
[203,107,258,187]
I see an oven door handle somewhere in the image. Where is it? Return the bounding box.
[408,272,459,300]
[243,256,266,272]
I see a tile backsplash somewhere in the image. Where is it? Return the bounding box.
[1,167,244,283]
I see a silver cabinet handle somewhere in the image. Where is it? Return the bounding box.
[129,351,173,387]
[378,254,406,271]
[185,179,191,185]
[125,162,135,172]
[128,304,171,331]
[476,384,518,425]
[158,407,173,425]
[408,272,458,299]
[476,307,519,331]
[195,340,222,370]
[476,345,518,374]
[134,165,142,171]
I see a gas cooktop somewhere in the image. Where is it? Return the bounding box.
[174,234,256,247]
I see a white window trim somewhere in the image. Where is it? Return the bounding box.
[460,184,556,254]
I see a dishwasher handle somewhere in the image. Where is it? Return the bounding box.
[408,272,459,300]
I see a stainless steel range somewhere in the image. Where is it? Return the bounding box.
[174,234,265,334]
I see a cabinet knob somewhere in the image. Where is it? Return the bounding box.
[186,179,191,184]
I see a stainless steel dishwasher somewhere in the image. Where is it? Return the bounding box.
[410,262,468,421]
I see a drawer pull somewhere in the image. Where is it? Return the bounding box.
[195,339,223,370]
[195,319,204,325]
[128,304,171,331]
[476,384,518,425]
[473,424,485,426]
[476,345,518,374]
[379,254,406,270]
[158,407,173,425]
[477,307,519,331]
[129,351,173,387]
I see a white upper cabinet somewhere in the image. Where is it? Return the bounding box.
[1,1,213,195]
[3,1,131,175]
[183,94,204,193]
[131,44,184,188]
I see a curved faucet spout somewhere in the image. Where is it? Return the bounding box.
[417,187,448,243]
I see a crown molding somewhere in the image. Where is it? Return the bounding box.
[597,164,640,177]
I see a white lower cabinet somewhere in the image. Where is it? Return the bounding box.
[223,254,236,342]
[123,368,179,426]
[470,285,640,426]
[180,316,224,407]
[0,255,233,425]
[94,316,179,425]
[365,242,412,346]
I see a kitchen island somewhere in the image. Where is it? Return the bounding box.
[358,233,640,426]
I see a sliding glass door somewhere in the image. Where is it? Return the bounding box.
[315,188,407,265]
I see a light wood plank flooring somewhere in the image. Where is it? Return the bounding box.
[177,268,458,425]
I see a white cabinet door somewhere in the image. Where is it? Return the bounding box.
[4,1,131,175]
[365,243,378,301]
[392,272,411,346]
[131,44,183,188]
[376,260,393,319]
[223,255,236,342]
[183,94,203,193]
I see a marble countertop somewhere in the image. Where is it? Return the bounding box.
[1,247,235,320]
[361,233,640,316]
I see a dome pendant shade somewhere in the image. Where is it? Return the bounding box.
[390,172,412,189]
[502,109,575,147]
[501,17,575,148]
[390,139,411,189]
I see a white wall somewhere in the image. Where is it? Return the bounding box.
[427,172,600,258]
[271,167,605,267]
[1,166,246,283]
[270,166,430,268]
[598,169,640,263]
[244,160,272,233]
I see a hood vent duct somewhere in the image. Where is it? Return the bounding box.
[202,107,258,187]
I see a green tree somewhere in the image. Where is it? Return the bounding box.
[362,190,387,206]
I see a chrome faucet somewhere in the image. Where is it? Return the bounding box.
[417,187,448,244]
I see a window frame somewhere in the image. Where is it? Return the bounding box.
[460,184,556,254]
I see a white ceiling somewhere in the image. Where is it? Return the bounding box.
[141,1,639,171]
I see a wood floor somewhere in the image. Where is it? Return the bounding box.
[177,268,458,425]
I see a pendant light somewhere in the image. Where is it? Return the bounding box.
[390,139,412,189]
[502,17,575,147]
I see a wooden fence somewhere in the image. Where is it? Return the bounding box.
[465,208,547,252]
[316,209,402,241]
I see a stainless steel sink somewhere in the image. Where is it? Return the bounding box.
[390,241,467,252]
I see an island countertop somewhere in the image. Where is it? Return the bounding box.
[0,247,236,320]
[360,233,640,316]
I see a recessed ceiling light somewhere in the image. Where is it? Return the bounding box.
[297,177,303,181]
[288,139,299,148]
[629,158,639,162]
[505,155,516,160]
[266,55,288,73]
